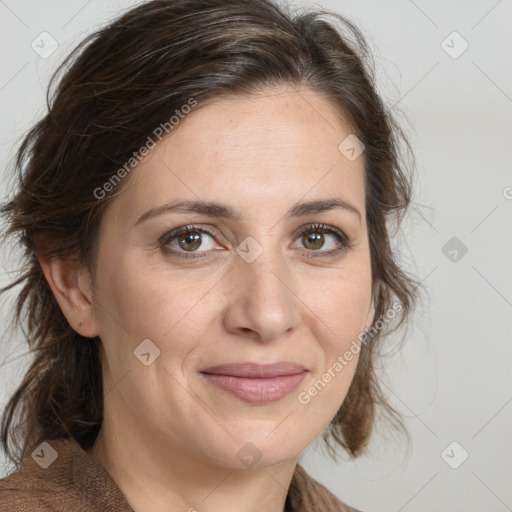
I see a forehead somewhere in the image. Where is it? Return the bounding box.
[112,86,366,223]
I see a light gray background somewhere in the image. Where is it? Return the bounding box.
[1,1,511,511]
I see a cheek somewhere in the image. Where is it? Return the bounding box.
[95,251,216,360]
[304,266,372,349]
[92,255,215,421]
[295,274,370,427]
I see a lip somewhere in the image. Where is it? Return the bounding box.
[200,362,308,404]
[201,361,306,378]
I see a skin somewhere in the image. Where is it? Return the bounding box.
[40,84,374,512]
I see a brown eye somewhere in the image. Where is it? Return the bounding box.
[162,226,218,256]
[301,230,325,250]
[293,223,352,258]
[176,230,202,252]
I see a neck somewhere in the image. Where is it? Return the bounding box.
[86,411,297,512]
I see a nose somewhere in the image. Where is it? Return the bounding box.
[222,245,301,343]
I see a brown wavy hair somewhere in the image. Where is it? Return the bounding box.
[0,0,418,509]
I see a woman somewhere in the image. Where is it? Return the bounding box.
[0,0,418,510]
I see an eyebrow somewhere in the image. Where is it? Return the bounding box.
[134,197,362,226]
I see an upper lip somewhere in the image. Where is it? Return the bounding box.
[201,362,307,378]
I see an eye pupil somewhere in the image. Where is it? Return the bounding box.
[303,231,324,250]
[178,231,202,251]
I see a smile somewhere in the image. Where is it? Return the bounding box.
[201,372,308,404]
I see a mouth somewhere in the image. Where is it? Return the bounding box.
[200,362,308,404]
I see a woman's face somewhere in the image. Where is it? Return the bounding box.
[89,85,374,468]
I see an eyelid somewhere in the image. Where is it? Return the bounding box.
[296,223,351,246]
[160,224,224,247]
[159,224,229,261]
[294,223,353,257]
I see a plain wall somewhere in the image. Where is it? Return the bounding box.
[1,1,511,511]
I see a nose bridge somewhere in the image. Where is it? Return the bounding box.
[244,246,288,298]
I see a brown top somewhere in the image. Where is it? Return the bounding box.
[0,437,134,511]
[0,437,361,512]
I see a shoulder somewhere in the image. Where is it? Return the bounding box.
[0,437,134,511]
[0,437,86,511]
[0,470,63,511]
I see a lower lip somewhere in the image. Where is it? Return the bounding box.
[201,372,307,404]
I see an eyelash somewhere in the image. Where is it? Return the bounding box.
[160,223,353,260]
